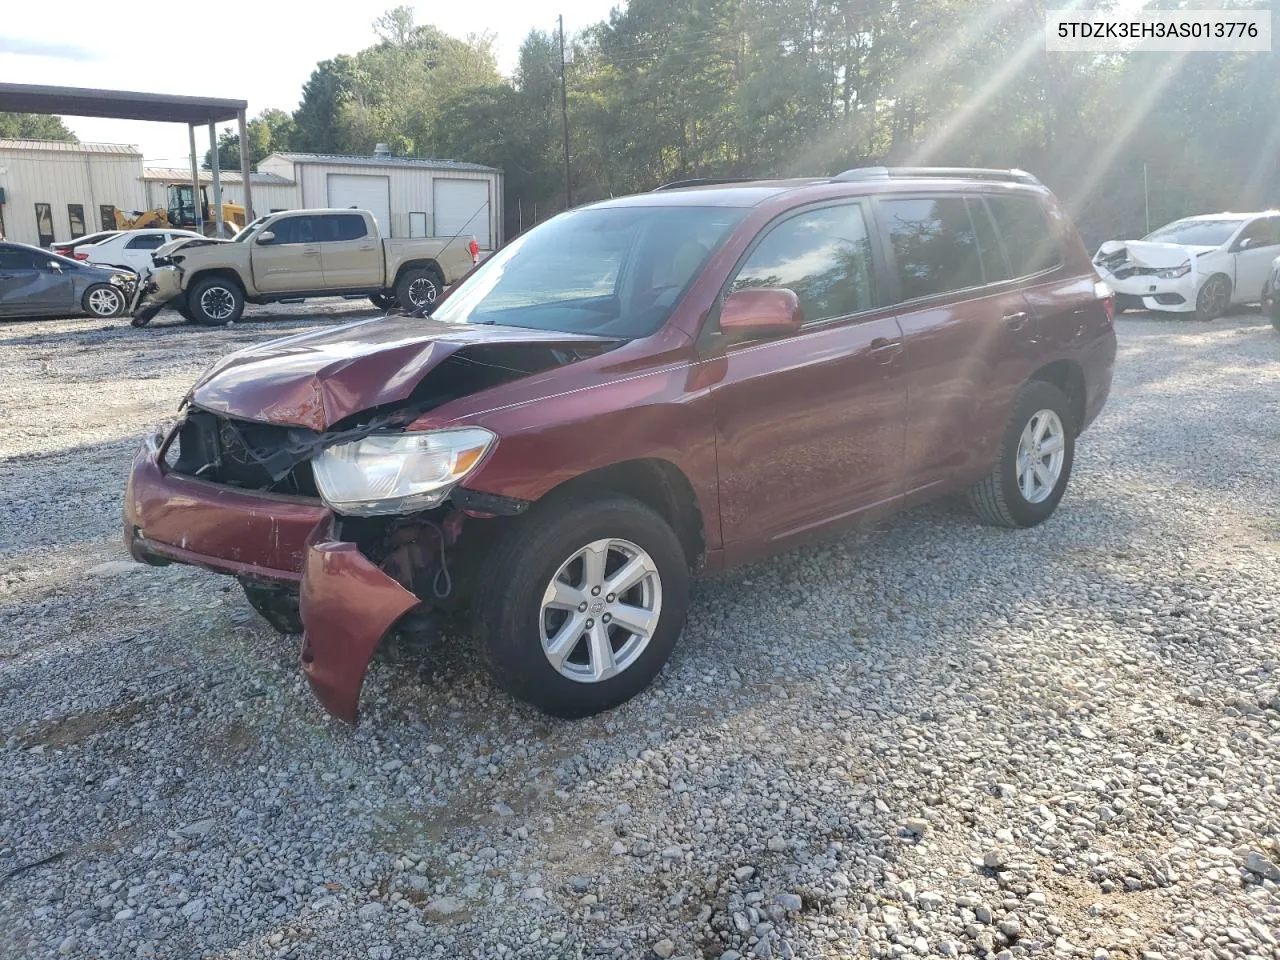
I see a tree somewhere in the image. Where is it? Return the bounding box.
[0,113,76,140]
[203,108,296,169]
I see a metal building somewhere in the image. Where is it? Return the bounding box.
[141,168,299,216]
[258,150,504,249]
[0,139,147,245]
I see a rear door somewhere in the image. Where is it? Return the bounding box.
[316,213,383,289]
[708,200,908,554]
[877,193,1045,501]
[252,214,323,293]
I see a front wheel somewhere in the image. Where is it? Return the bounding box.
[188,276,244,326]
[474,495,691,718]
[1194,274,1231,322]
[82,284,126,318]
[968,380,1075,528]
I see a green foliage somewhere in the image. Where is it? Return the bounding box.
[203,108,297,170]
[0,113,77,141]
[278,3,1280,244]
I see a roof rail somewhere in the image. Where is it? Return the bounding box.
[652,177,757,191]
[831,166,1041,185]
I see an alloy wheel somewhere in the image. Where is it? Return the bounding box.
[539,538,663,683]
[88,287,123,317]
[199,286,235,321]
[407,277,439,307]
[1015,408,1065,504]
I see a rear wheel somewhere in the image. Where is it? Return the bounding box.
[1194,274,1231,322]
[474,495,690,718]
[395,265,444,313]
[189,276,244,326]
[82,284,126,318]
[968,380,1075,529]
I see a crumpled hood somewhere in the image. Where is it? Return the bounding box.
[155,236,227,258]
[1095,240,1217,269]
[190,314,615,431]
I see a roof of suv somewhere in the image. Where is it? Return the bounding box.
[596,167,1046,210]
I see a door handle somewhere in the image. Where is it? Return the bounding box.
[1003,310,1032,330]
[302,248,320,257]
[869,337,903,364]
[358,245,376,251]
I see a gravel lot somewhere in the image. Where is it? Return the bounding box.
[2,301,1279,960]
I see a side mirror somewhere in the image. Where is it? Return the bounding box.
[45,260,63,273]
[256,231,275,244]
[718,287,804,340]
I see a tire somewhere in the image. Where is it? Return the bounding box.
[1271,306,1280,333]
[474,495,691,718]
[82,283,126,319]
[370,293,399,311]
[394,265,444,313]
[239,579,302,635]
[1194,274,1231,322]
[967,380,1076,529]
[188,276,244,326]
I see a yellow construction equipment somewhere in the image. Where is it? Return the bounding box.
[115,183,246,237]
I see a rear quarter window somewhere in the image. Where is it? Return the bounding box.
[985,195,1063,278]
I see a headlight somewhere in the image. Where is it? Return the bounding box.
[1157,263,1191,279]
[312,428,496,516]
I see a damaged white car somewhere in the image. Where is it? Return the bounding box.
[1093,212,1280,321]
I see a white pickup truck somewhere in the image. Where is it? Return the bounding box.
[131,208,480,326]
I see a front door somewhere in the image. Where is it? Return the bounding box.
[0,247,75,316]
[316,213,383,289]
[252,214,323,293]
[707,201,908,556]
[1232,216,1280,300]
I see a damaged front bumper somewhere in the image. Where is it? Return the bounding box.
[1093,265,1199,312]
[128,265,183,325]
[124,426,494,726]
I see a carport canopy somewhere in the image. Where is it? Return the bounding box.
[0,82,255,226]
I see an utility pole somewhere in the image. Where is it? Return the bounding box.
[559,14,572,209]
[1143,162,1150,234]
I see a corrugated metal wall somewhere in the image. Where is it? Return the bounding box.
[292,162,502,246]
[0,146,146,246]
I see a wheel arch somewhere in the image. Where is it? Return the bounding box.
[392,258,444,288]
[533,458,706,568]
[1028,359,1086,435]
[187,268,245,295]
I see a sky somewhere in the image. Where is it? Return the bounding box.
[3,0,617,165]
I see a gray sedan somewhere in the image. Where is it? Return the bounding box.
[0,242,136,320]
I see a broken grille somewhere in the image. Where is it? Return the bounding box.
[166,410,319,497]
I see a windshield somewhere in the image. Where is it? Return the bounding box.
[430,205,749,337]
[233,217,268,242]
[1144,218,1244,247]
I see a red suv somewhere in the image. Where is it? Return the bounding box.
[124,168,1116,723]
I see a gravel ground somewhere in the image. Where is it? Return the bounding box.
[2,303,1279,960]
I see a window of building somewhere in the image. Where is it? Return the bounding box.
[729,203,875,325]
[68,204,86,240]
[985,196,1062,278]
[100,205,117,231]
[35,203,55,248]
[878,196,983,302]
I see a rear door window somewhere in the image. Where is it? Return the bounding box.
[968,198,1010,283]
[878,196,983,301]
[985,196,1062,278]
[729,202,876,324]
[126,233,167,250]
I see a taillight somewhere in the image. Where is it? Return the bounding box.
[74,252,89,261]
[468,238,480,264]
[1095,280,1114,323]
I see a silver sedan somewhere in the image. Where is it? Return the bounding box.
[0,242,136,320]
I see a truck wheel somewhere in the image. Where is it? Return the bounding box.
[370,293,399,311]
[82,284,126,318]
[967,380,1075,529]
[395,265,444,312]
[189,276,244,326]
[474,495,690,719]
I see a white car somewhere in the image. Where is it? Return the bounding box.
[78,229,205,277]
[1093,211,1280,321]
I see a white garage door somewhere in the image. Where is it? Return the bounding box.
[326,174,392,237]
[434,179,491,248]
